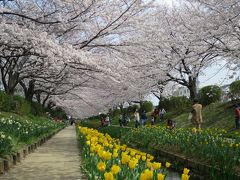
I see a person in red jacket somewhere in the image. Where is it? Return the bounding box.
[234,104,240,129]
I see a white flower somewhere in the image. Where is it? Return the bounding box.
[1,134,6,138]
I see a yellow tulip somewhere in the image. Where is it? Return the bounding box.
[142,156,146,161]
[165,162,171,168]
[136,155,141,160]
[103,151,112,161]
[97,161,106,172]
[157,173,165,180]
[111,165,121,175]
[140,169,153,180]
[130,151,136,156]
[121,154,131,165]
[140,172,148,180]
[152,162,161,170]
[144,169,153,179]
[146,162,152,169]
[128,159,138,169]
[86,141,90,145]
[192,128,197,133]
[113,152,118,158]
[104,172,115,180]
[183,168,190,175]
[182,174,190,180]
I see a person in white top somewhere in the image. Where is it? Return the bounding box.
[105,116,110,126]
[159,108,166,121]
[134,110,140,128]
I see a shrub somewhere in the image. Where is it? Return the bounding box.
[0,92,31,115]
[159,96,191,113]
[199,85,222,105]
[31,101,45,116]
[50,106,67,120]
[12,95,31,115]
[0,91,15,112]
[112,108,121,117]
[140,101,153,113]
[127,104,139,114]
[230,80,240,99]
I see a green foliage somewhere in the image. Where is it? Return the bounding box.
[112,108,121,117]
[199,85,222,105]
[230,80,240,99]
[31,101,45,116]
[159,96,191,113]
[127,104,139,114]
[0,90,69,120]
[49,106,67,120]
[140,101,153,113]
[0,91,31,115]
[12,95,31,115]
[0,91,15,112]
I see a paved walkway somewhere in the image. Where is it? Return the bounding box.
[1,126,85,180]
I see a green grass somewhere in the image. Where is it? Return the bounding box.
[173,102,235,130]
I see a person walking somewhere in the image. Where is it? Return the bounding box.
[119,114,123,127]
[234,104,240,129]
[151,108,158,125]
[105,115,110,126]
[141,110,147,127]
[191,99,203,129]
[159,108,166,121]
[134,110,140,128]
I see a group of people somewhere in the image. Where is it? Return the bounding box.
[132,108,167,128]
[150,108,166,125]
[101,115,111,127]
[119,113,131,127]
[102,99,240,130]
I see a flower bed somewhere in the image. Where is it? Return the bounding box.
[119,126,240,179]
[0,114,65,157]
[78,126,190,180]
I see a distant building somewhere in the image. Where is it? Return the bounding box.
[220,84,231,102]
[173,86,190,98]
[172,78,200,98]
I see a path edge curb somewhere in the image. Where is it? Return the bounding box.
[0,126,65,175]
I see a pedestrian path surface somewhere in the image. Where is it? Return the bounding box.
[1,126,85,180]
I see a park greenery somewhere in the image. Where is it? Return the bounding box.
[230,80,240,99]
[0,0,240,179]
[198,85,222,106]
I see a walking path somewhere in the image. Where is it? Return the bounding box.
[1,126,85,180]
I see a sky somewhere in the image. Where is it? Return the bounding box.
[146,62,240,106]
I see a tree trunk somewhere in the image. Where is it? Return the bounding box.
[35,92,41,104]
[19,80,35,102]
[188,77,197,101]
[42,93,50,108]
[5,71,19,95]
